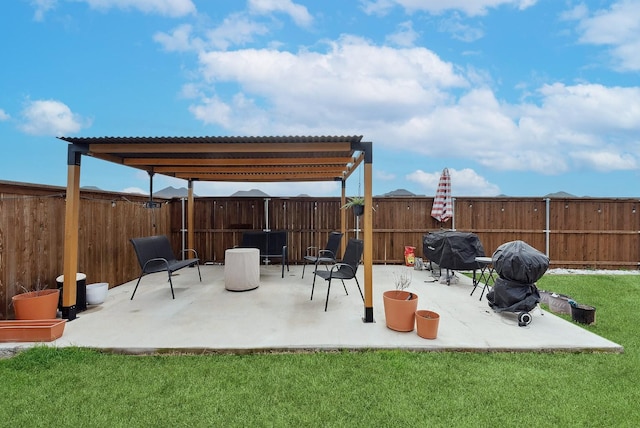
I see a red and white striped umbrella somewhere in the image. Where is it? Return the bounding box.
[431,168,452,222]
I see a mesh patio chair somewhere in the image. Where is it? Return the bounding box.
[130,235,201,300]
[311,238,364,311]
[301,231,343,278]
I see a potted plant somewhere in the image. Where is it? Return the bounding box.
[341,196,366,216]
[383,270,418,332]
[11,281,60,320]
[415,310,440,339]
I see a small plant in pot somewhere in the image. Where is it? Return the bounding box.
[415,309,440,339]
[383,269,419,332]
[341,196,374,217]
[11,280,60,320]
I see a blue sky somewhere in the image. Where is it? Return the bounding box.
[1,0,639,198]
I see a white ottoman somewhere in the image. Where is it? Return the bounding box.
[224,248,260,291]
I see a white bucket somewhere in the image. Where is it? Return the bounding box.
[85,282,109,305]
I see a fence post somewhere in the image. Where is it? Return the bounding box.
[545,198,550,257]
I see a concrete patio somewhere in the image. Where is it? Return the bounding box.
[1,264,622,354]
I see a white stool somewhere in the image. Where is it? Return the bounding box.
[224,248,260,291]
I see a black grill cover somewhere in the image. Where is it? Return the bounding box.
[422,231,485,270]
[487,277,540,313]
[492,240,549,283]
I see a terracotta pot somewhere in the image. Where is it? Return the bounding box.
[12,289,60,320]
[0,320,66,342]
[416,310,440,339]
[383,290,418,332]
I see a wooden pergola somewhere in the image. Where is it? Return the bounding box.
[57,135,374,322]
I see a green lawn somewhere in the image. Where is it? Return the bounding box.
[1,274,639,427]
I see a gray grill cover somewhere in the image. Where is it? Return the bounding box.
[487,277,541,313]
[422,231,485,270]
[492,240,549,283]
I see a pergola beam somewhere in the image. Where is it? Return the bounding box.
[173,172,346,181]
[156,165,349,174]
[89,142,351,154]
[123,157,356,167]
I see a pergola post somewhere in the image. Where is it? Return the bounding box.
[340,181,346,256]
[61,144,86,320]
[360,142,374,323]
[346,141,374,323]
[187,179,195,252]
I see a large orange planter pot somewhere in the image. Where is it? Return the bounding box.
[12,289,60,320]
[383,290,418,332]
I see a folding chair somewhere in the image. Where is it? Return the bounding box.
[301,231,343,278]
[311,238,364,311]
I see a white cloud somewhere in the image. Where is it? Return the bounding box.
[181,36,638,177]
[188,95,234,128]
[154,24,202,52]
[385,21,419,47]
[0,109,10,121]
[31,0,196,19]
[361,0,537,17]
[79,0,196,17]
[359,0,395,16]
[31,0,57,21]
[122,187,147,195]
[570,150,637,171]
[571,0,640,71]
[248,0,313,27]
[375,170,396,181]
[19,99,90,136]
[518,83,640,152]
[154,15,271,52]
[193,36,467,132]
[438,13,484,42]
[205,13,271,50]
[406,168,500,196]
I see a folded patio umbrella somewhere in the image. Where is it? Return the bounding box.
[431,167,452,222]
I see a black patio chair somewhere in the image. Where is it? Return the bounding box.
[311,238,364,311]
[301,231,343,278]
[129,235,201,300]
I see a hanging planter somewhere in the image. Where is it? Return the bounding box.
[341,196,374,217]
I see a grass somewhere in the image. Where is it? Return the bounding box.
[1,274,639,427]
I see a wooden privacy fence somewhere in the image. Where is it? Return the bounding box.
[0,181,170,319]
[2,180,639,319]
[175,196,640,270]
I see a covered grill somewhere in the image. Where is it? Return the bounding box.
[487,240,549,326]
[422,231,485,276]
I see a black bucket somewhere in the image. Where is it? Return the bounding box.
[56,273,87,313]
[571,304,596,325]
